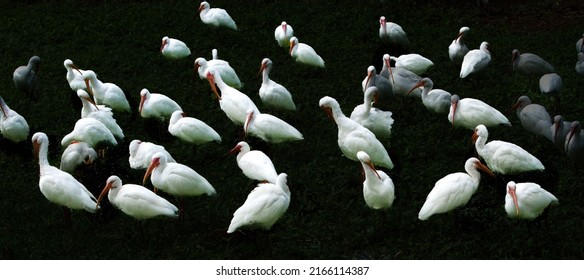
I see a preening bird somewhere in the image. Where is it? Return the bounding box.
[0,96,30,143]
[59,141,97,174]
[406,77,451,114]
[77,89,124,140]
[160,36,191,60]
[350,86,394,139]
[96,175,179,220]
[505,181,558,220]
[448,26,470,67]
[378,16,410,50]
[13,55,41,97]
[61,117,117,150]
[244,108,303,143]
[227,173,290,233]
[63,59,88,92]
[205,68,259,126]
[289,36,325,68]
[418,157,494,220]
[168,110,221,145]
[460,41,492,79]
[198,1,237,30]
[357,151,395,210]
[128,139,176,170]
[229,141,278,184]
[82,70,131,112]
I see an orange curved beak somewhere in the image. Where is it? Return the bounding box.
[96,181,113,211]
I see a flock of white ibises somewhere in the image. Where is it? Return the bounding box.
[3,1,584,237]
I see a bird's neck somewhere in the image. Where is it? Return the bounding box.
[37,144,51,175]
[261,68,270,83]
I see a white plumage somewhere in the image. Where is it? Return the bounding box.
[160,36,191,60]
[82,70,131,112]
[357,151,395,210]
[228,173,290,233]
[259,58,296,111]
[350,86,394,139]
[448,26,470,67]
[378,16,410,49]
[13,56,40,96]
[274,21,294,47]
[61,117,117,149]
[139,88,182,122]
[205,68,259,126]
[505,181,558,219]
[460,41,491,79]
[129,139,176,170]
[244,108,303,143]
[168,110,221,145]
[198,1,237,30]
[63,59,88,92]
[194,49,243,89]
[229,141,278,184]
[59,141,97,174]
[390,54,434,76]
[448,94,511,130]
[0,96,29,143]
[289,36,325,68]
[407,77,451,114]
[77,89,124,140]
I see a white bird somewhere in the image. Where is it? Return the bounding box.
[274,21,294,47]
[0,96,30,143]
[378,16,410,50]
[448,26,470,67]
[143,152,216,219]
[406,77,451,114]
[508,95,552,140]
[96,175,179,220]
[379,54,423,98]
[460,41,492,79]
[390,54,434,76]
[564,121,584,160]
[550,115,571,152]
[63,59,87,92]
[539,73,563,111]
[472,124,545,174]
[289,36,325,68]
[205,68,259,126]
[244,108,303,143]
[77,89,123,140]
[350,86,394,139]
[357,151,395,210]
[160,36,191,60]
[128,139,176,170]
[61,117,117,149]
[139,88,182,122]
[198,1,237,30]
[33,132,99,227]
[83,70,131,112]
[576,52,584,75]
[448,94,511,130]
[194,52,243,89]
[229,141,278,184]
[227,173,290,233]
[258,58,296,111]
[418,157,494,220]
[13,55,41,97]
[319,96,394,169]
[505,181,558,220]
[576,33,584,53]
[59,141,97,174]
[362,65,394,102]
[512,49,555,78]
[168,110,221,145]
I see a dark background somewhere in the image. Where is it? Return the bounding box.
[0,0,583,259]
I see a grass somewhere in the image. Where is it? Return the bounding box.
[0,0,583,260]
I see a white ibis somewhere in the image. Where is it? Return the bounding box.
[59,141,97,174]
[418,157,494,220]
[550,115,571,152]
[379,54,423,98]
[508,95,552,140]
[448,26,470,67]
[143,152,216,220]
[194,49,243,89]
[244,108,303,143]
[539,73,562,112]
[205,68,259,126]
[198,1,237,30]
[33,132,99,227]
[168,110,221,145]
[472,124,545,174]
[511,49,555,78]
[274,21,294,47]
[97,175,179,220]
[259,58,296,111]
[0,96,30,143]
[227,173,290,233]
[160,36,191,60]
[357,151,395,210]
[229,141,278,184]
[460,41,492,79]
[406,77,451,114]
[390,54,434,76]
[576,33,584,53]
[82,70,131,112]
[289,36,325,68]
[319,96,394,169]
[63,59,87,92]
[575,52,584,76]
[449,94,511,130]
[350,86,394,139]
[13,55,40,97]
[139,88,182,122]
[378,16,410,50]
[362,65,393,101]
[128,139,176,170]
[77,89,124,140]
[505,181,558,220]
[564,121,584,160]
[61,117,117,150]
